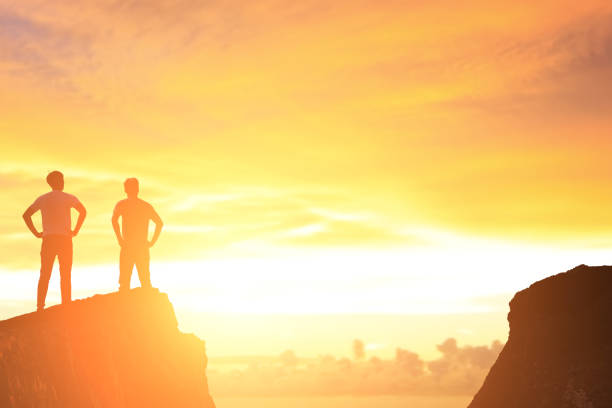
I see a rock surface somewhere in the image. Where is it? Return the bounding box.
[0,288,216,408]
[469,264,612,408]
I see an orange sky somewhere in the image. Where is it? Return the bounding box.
[2,0,612,358]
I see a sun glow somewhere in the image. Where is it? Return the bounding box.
[4,229,609,318]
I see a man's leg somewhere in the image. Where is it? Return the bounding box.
[135,247,152,289]
[38,238,55,310]
[57,236,73,305]
[119,247,135,291]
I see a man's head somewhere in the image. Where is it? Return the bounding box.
[124,177,139,198]
[46,171,64,191]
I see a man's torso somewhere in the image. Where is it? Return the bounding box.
[33,191,79,237]
[114,198,154,246]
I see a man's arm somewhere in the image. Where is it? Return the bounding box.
[148,208,163,247]
[111,205,123,247]
[72,201,87,237]
[22,205,42,238]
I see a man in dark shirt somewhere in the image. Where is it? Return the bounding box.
[112,178,163,291]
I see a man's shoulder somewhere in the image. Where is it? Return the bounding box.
[136,198,154,209]
[114,199,129,209]
[115,198,152,210]
[58,192,83,207]
[61,191,79,200]
[136,199,159,218]
[35,192,52,201]
[34,191,56,204]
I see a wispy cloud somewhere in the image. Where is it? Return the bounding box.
[0,7,93,89]
[0,168,416,269]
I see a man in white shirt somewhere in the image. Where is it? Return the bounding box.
[112,178,163,291]
[23,171,87,311]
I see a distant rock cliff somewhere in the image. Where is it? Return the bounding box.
[469,265,612,408]
[0,288,215,408]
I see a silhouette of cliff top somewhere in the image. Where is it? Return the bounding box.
[509,264,612,322]
[0,288,216,408]
[469,264,612,408]
[0,287,177,331]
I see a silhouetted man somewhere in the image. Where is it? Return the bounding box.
[23,171,87,311]
[112,178,163,291]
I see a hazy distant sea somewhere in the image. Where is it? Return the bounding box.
[214,395,471,408]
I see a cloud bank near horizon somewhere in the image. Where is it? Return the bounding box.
[208,337,504,397]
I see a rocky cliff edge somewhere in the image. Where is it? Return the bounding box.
[0,288,215,408]
[469,264,612,408]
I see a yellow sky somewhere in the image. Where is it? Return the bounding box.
[2,0,612,357]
